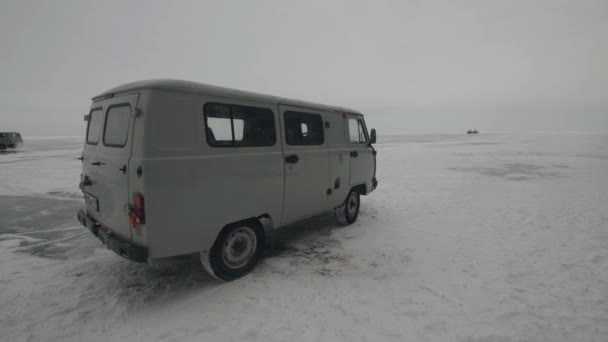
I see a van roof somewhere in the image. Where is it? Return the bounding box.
[93,79,363,115]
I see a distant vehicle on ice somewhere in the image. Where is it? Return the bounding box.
[0,132,23,150]
[467,129,479,134]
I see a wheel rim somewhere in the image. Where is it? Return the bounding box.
[222,227,257,269]
[347,192,358,217]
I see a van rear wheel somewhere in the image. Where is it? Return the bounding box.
[201,221,264,281]
[334,190,360,225]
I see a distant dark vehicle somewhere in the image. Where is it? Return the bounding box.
[0,132,23,150]
[467,129,479,134]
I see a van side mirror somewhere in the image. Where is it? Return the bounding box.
[369,129,377,144]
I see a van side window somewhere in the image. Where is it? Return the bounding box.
[86,108,104,145]
[348,118,368,144]
[204,103,276,147]
[205,104,233,146]
[103,104,131,147]
[284,111,324,145]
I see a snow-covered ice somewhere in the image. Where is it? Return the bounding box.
[1,133,607,341]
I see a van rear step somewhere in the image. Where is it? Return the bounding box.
[77,209,148,263]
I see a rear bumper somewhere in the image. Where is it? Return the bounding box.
[77,209,148,263]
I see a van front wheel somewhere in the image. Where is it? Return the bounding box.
[334,190,360,225]
[201,221,264,281]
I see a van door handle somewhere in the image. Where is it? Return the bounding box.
[91,161,105,166]
[285,155,299,164]
[350,151,358,158]
[119,165,127,174]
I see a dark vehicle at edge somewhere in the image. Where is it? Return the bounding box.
[0,132,24,150]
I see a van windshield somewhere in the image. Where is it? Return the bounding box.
[86,109,104,144]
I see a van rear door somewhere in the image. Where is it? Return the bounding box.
[83,93,139,241]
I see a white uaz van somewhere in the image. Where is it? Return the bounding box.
[77,79,378,280]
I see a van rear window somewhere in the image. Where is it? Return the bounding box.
[204,103,275,147]
[103,104,131,147]
[86,108,104,145]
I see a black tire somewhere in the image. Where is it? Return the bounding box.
[334,190,360,225]
[0,144,6,150]
[201,220,265,281]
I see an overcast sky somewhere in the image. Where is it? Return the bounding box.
[1,0,607,136]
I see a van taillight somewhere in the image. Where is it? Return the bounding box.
[128,193,145,228]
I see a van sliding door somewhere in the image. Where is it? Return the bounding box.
[279,105,330,224]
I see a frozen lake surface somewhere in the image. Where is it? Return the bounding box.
[1,133,607,341]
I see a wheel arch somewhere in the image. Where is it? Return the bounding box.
[216,214,268,242]
[351,183,367,196]
[336,184,367,205]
